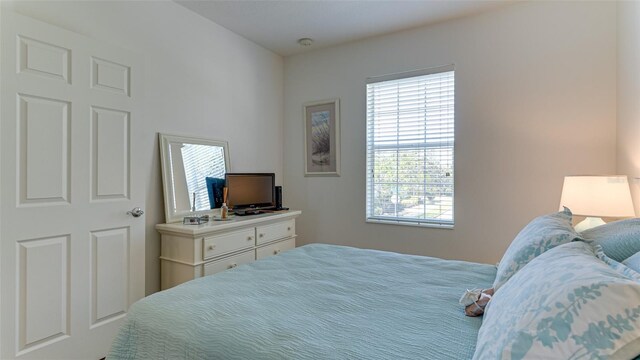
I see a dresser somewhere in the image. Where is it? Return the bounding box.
[157,210,301,290]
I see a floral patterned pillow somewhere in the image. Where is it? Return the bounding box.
[474,241,640,360]
[493,208,581,290]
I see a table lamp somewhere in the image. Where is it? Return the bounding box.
[559,175,635,232]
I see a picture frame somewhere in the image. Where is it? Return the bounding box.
[303,98,340,176]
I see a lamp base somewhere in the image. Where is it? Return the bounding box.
[574,217,606,233]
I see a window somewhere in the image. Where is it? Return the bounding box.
[366,65,454,228]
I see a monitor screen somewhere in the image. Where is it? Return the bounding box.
[225,173,275,209]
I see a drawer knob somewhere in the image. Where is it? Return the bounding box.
[228,263,238,269]
[287,227,291,231]
[247,236,253,241]
[208,245,215,250]
[259,233,264,238]
[274,249,281,255]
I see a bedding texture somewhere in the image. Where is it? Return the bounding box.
[474,241,640,360]
[492,208,581,290]
[581,218,640,262]
[108,244,496,360]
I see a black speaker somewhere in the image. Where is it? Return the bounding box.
[275,186,283,209]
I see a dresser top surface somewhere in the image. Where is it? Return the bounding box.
[156,210,301,236]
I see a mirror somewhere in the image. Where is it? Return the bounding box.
[159,133,230,223]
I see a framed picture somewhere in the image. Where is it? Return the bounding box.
[304,99,340,176]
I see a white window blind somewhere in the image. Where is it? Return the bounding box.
[366,66,454,228]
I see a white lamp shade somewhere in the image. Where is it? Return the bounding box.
[559,176,635,218]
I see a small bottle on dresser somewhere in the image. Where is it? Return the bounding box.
[220,203,228,220]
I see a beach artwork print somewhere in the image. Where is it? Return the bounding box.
[311,110,330,166]
[304,99,340,176]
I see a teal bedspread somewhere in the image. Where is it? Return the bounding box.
[108,244,496,360]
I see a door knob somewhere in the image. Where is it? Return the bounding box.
[126,207,144,217]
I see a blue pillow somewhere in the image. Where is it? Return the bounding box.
[625,252,640,274]
[581,218,640,262]
[205,177,225,209]
[475,242,640,360]
[493,208,582,290]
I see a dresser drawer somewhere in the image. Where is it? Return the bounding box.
[256,238,295,260]
[203,229,255,260]
[256,220,295,245]
[204,250,254,276]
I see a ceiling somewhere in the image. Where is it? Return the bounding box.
[176,0,512,57]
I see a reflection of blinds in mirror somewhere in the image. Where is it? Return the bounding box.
[181,144,226,211]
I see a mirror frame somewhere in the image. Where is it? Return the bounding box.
[159,133,230,223]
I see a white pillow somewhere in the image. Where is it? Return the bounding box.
[475,241,640,360]
[493,208,581,290]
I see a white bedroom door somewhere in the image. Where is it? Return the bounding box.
[0,11,145,359]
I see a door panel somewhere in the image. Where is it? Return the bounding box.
[90,57,130,96]
[90,106,130,201]
[1,11,145,359]
[90,227,129,328]
[18,35,71,83]
[18,94,71,205]
[17,235,70,354]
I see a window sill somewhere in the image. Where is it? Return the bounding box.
[366,218,454,230]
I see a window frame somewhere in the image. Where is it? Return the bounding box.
[365,65,455,229]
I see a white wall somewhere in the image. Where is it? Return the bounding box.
[3,0,284,295]
[617,1,640,216]
[283,1,618,264]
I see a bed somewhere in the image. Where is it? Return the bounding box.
[108,244,495,359]
[109,210,640,360]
